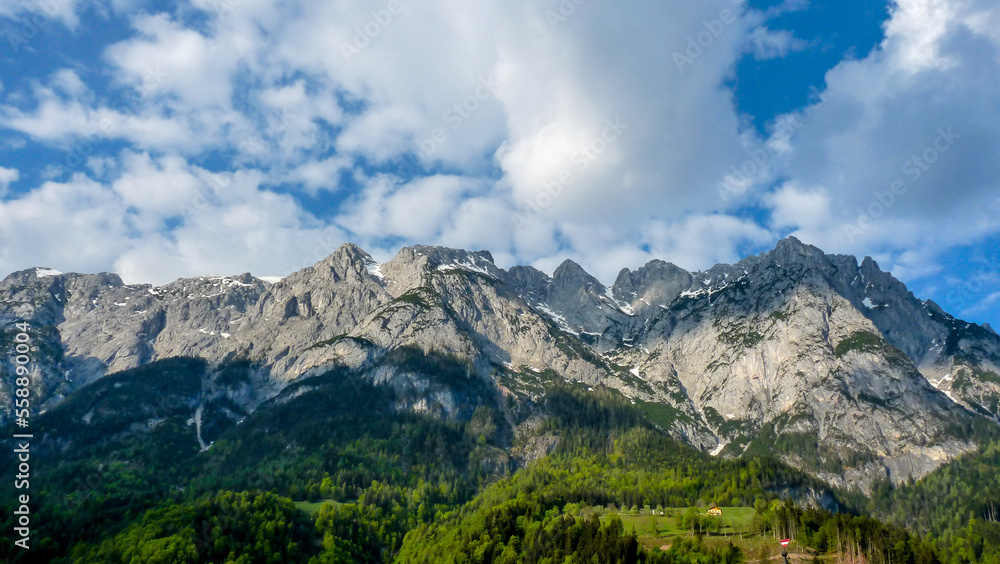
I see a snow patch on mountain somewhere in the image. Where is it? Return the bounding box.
[437,259,496,279]
[363,259,384,279]
[533,302,579,336]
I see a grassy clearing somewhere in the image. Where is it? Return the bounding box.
[593,506,818,561]
[597,506,755,535]
[293,499,344,516]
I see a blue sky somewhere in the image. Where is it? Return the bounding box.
[0,0,998,327]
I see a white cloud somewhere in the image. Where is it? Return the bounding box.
[284,157,351,195]
[335,105,424,162]
[256,80,343,161]
[964,291,1000,317]
[111,151,203,216]
[105,14,239,108]
[114,172,349,283]
[1,0,999,315]
[529,214,774,284]
[886,0,962,71]
[265,0,507,170]
[0,0,85,29]
[91,165,357,283]
[638,214,775,275]
[437,196,514,255]
[0,166,18,197]
[49,69,90,99]
[2,96,92,140]
[0,175,130,274]
[336,174,483,243]
[0,1,763,282]
[0,157,353,285]
[766,183,832,230]
[493,1,751,224]
[759,0,1000,284]
[0,90,193,149]
[745,27,810,60]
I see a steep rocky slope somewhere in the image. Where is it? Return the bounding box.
[2,237,998,490]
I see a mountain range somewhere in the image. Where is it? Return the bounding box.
[3,236,999,491]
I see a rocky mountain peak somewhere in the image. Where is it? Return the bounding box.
[471,250,495,264]
[3,267,58,284]
[860,255,883,277]
[314,243,380,283]
[770,236,827,264]
[2,268,125,288]
[270,244,373,289]
[332,242,371,263]
[377,245,504,298]
[3,238,999,491]
[552,259,603,291]
[553,258,591,280]
[505,265,551,300]
[391,245,483,266]
[233,272,257,285]
[612,259,693,307]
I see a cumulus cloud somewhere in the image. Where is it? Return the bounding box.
[105,14,240,108]
[0,166,18,197]
[0,0,86,29]
[0,87,193,149]
[284,157,351,195]
[113,175,350,283]
[494,1,751,224]
[0,175,131,273]
[0,0,998,323]
[0,157,351,284]
[111,151,203,217]
[336,174,488,243]
[766,183,832,231]
[758,0,1000,282]
[745,27,810,60]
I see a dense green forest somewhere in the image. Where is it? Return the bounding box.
[869,440,1000,564]
[1,354,999,563]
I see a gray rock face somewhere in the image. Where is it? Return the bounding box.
[230,243,393,375]
[613,260,693,315]
[3,237,999,491]
[502,258,633,351]
[0,268,269,413]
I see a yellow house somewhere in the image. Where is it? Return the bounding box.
[707,507,723,516]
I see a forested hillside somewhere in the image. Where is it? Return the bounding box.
[1,355,998,563]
